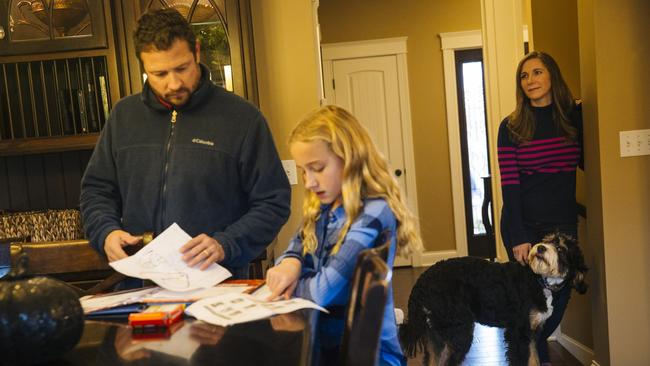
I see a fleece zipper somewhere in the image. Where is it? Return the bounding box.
[160,109,177,231]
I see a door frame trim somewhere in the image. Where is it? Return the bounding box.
[440,30,483,258]
[321,37,421,265]
[439,27,528,261]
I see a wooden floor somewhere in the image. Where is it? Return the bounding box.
[391,266,583,366]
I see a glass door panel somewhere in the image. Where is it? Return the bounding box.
[1,0,106,55]
[140,0,233,92]
[9,0,92,40]
[10,0,51,41]
[455,48,496,259]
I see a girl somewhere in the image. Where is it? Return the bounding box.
[266,105,422,366]
[497,51,583,366]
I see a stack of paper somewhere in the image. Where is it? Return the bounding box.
[81,282,260,314]
[83,223,329,325]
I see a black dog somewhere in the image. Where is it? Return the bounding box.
[400,232,588,366]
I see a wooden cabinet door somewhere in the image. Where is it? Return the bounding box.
[129,0,257,104]
[0,0,107,56]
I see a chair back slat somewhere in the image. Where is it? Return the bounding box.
[10,240,110,275]
[340,229,392,366]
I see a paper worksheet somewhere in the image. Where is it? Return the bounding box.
[110,223,232,291]
[185,293,328,327]
[80,283,256,314]
[80,287,158,313]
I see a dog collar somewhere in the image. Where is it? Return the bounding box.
[540,276,566,292]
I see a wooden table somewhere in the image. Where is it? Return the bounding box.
[48,311,316,365]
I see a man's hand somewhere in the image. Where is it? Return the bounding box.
[512,242,532,265]
[104,230,142,262]
[265,258,302,301]
[180,234,225,270]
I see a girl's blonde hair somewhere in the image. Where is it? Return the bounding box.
[289,105,423,257]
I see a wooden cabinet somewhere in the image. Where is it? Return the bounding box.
[0,0,108,56]
[0,0,257,156]
[0,1,120,156]
[0,0,257,212]
[122,0,257,103]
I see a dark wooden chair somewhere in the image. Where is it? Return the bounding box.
[7,239,116,295]
[339,230,391,366]
[249,250,267,279]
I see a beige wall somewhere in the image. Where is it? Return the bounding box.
[531,0,587,204]
[563,216,594,347]
[579,0,650,364]
[250,0,321,258]
[530,0,593,350]
[531,0,581,97]
[319,0,482,252]
[522,0,534,50]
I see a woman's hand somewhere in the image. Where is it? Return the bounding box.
[512,242,532,265]
[265,258,302,301]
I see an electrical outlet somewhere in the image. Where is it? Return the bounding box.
[619,129,650,157]
[281,160,298,185]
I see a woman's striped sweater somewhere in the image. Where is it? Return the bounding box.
[497,103,583,248]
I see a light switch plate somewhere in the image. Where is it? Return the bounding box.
[619,129,650,157]
[281,160,298,185]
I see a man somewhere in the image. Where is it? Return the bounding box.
[80,8,290,278]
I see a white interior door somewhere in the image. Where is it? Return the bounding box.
[328,55,412,266]
[331,56,406,191]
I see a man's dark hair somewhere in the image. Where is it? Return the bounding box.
[133,8,196,60]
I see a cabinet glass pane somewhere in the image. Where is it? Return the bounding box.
[51,0,92,39]
[141,0,165,12]
[9,0,50,41]
[140,0,233,92]
[192,0,231,91]
[8,0,92,41]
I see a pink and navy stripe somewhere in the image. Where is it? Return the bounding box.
[498,137,581,186]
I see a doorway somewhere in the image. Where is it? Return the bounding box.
[321,38,419,266]
[454,49,495,259]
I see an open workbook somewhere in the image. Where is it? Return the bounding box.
[185,290,328,327]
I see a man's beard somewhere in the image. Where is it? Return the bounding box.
[163,88,192,106]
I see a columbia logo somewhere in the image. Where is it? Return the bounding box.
[192,138,214,146]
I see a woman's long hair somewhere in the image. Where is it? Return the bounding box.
[289,105,423,257]
[508,51,578,143]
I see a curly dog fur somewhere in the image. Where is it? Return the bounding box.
[400,232,588,366]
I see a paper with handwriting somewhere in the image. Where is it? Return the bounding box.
[185,293,328,327]
[109,223,231,291]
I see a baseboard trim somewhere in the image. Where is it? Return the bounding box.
[413,250,458,267]
[558,332,594,366]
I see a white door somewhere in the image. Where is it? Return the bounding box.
[326,55,413,266]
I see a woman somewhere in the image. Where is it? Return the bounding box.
[497,51,583,366]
